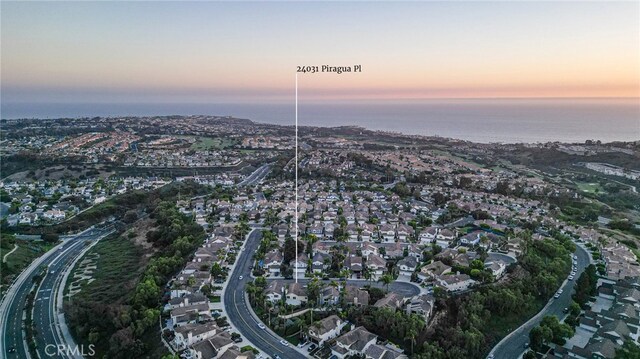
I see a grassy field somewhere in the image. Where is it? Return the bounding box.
[575,181,604,194]
[67,235,144,303]
[1,240,56,296]
[189,136,237,150]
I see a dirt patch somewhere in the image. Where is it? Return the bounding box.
[4,164,115,181]
[128,218,158,257]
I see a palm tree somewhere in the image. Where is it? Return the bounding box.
[379,273,393,292]
[246,282,257,304]
[363,266,373,283]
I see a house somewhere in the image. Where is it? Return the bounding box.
[168,293,208,310]
[286,282,308,306]
[405,295,435,323]
[208,331,235,357]
[43,209,65,221]
[192,339,252,359]
[361,223,376,241]
[346,224,359,241]
[397,256,418,276]
[365,254,387,280]
[291,254,308,278]
[346,256,363,278]
[265,280,285,303]
[263,250,283,276]
[363,343,408,359]
[485,260,507,279]
[435,229,456,248]
[459,231,482,246]
[379,224,396,242]
[343,285,370,306]
[418,261,451,281]
[170,303,211,327]
[172,322,219,350]
[419,227,438,244]
[435,274,476,292]
[331,326,378,359]
[361,243,378,257]
[374,293,405,310]
[311,252,331,273]
[320,286,341,306]
[217,346,256,359]
[308,315,347,346]
[396,224,413,242]
[309,223,324,238]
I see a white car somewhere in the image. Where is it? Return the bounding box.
[568,275,574,280]
[280,339,289,347]
[554,293,561,299]
[258,323,266,329]
[239,275,243,280]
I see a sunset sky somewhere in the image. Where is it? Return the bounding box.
[1,1,639,104]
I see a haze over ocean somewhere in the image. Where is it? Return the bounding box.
[2,98,638,144]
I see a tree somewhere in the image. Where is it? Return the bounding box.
[379,274,393,292]
[616,339,640,359]
[529,325,552,351]
[211,262,225,279]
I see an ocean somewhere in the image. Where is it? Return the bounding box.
[2,98,638,144]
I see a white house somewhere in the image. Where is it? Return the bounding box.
[435,274,476,292]
[308,315,347,346]
[172,322,219,350]
[397,256,418,277]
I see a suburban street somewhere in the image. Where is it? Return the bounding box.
[489,243,592,359]
[224,229,307,359]
[224,228,423,359]
[1,227,113,359]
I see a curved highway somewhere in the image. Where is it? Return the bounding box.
[489,242,591,359]
[1,227,113,358]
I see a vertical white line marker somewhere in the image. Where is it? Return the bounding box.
[295,72,298,283]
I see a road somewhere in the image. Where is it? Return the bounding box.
[238,164,272,187]
[489,243,591,359]
[1,227,113,358]
[224,229,421,359]
[224,230,307,359]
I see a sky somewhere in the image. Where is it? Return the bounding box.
[1,1,639,105]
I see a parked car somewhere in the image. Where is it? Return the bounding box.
[308,344,317,352]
